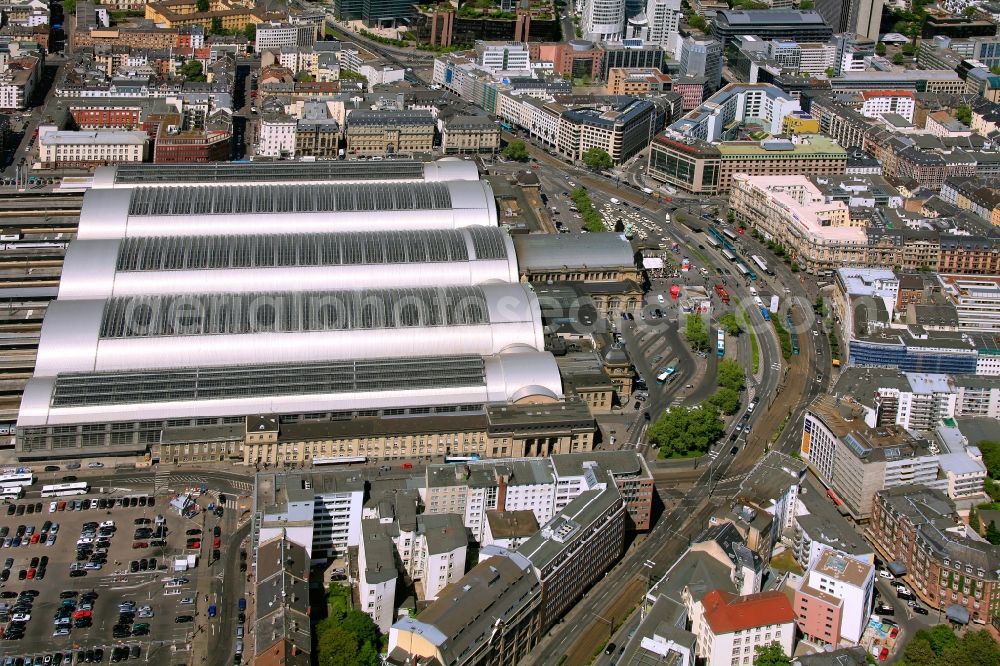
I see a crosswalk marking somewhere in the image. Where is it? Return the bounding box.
[154,469,170,494]
[114,474,253,495]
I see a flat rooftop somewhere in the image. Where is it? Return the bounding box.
[486,510,539,539]
[808,395,932,463]
[734,175,864,243]
[812,548,873,588]
[719,134,847,158]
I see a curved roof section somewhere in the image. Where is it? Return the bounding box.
[17,351,562,427]
[34,284,545,375]
[77,180,498,239]
[58,228,519,299]
[89,159,479,188]
[513,232,636,271]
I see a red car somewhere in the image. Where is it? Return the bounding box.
[879,648,889,661]
[73,610,91,619]
[402,463,413,469]
[212,537,221,549]
[188,541,201,549]
[30,533,40,544]
[889,627,899,639]
[132,542,148,549]
[26,568,35,579]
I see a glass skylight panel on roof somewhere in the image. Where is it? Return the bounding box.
[50,355,487,407]
[126,183,455,216]
[468,226,507,260]
[97,287,493,339]
[113,162,425,185]
[113,230,502,272]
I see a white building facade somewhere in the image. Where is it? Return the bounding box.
[583,0,626,42]
[256,115,297,158]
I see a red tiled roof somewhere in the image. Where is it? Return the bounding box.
[702,589,796,635]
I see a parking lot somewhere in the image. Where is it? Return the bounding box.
[1,487,237,666]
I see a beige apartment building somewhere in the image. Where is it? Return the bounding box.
[729,174,865,274]
[440,115,501,154]
[606,67,672,95]
[345,110,435,156]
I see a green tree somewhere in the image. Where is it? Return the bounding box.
[582,147,612,171]
[708,387,741,415]
[687,13,707,31]
[64,0,77,13]
[964,6,977,16]
[900,636,939,666]
[315,584,384,666]
[179,59,206,82]
[824,66,836,77]
[992,65,1000,75]
[979,441,1000,478]
[799,0,814,8]
[987,520,1000,545]
[340,610,380,652]
[892,52,906,65]
[970,505,981,534]
[295,71,315,82]
[718,312,742,336]
[949,630,1000,666]
[210,16,223,34]
[317,625,362,666]
[900,626,1000,666]
[917,625,959,656]
[650,405,724,457]
[685,313,710,352]
[956,105,972,126]
[196,0,209,11]
[502,139,529,162]
[753,641,791,666]
[717,358,746,392]
[244,23,256,43]
[876,42,887,56]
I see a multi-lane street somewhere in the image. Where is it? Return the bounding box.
[505,137,836,663]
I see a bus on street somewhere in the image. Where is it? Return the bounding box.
[0,471,34,487]
[0,485,24,500]
[750,255,773,275]
[312,456,367,466]
[40,482,89,497]
[445,455,481,464]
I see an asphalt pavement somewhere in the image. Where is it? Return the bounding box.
[512,138,825,664]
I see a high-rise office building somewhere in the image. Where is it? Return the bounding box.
[680,36,723,91]
[583,0,626,42]
[815,0,883,41]
[645,0,683,54]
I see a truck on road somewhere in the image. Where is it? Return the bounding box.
[714,284,730,304]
